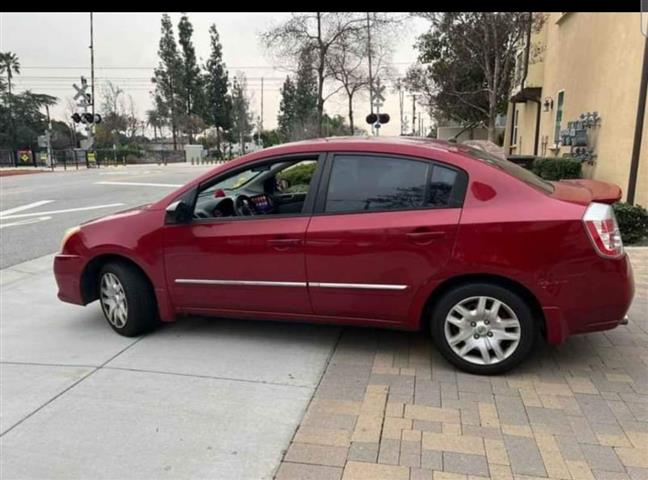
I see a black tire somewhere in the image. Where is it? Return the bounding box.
[98,261,159,337]
[429,283,537,375]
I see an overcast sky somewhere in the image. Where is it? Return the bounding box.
[0,12,430,137]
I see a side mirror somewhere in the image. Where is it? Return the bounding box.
[165,200,192,224]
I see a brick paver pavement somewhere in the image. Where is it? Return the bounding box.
[275,247,648,480]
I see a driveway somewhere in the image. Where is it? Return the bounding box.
[274,247,648,480]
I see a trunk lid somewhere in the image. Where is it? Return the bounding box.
[550,179,622,205]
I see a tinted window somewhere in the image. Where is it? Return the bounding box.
[325,155,428,212]
[324,155,464,213]
[429,164,458,207]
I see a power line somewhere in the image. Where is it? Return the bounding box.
[19,62,412,70]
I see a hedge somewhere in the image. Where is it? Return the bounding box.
[531,157,582,180]
[613,202,648,245]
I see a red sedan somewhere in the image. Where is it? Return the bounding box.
[54,137,634,374]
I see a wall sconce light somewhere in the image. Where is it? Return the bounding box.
[543,97,554,112]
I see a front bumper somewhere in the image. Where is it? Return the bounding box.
[53,254,85,305]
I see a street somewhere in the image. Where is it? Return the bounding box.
[0,164,214,268]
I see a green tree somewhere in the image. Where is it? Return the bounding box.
[50,120,76,149]
[0,89,57,150]
[293,48,318,139]
[409,13,541,141]
[152,14,183,150]
[276,48,319,141]
[229,73,253,151]
[277,75,296,141]
[204,23,231,158]
[177,13,205,143]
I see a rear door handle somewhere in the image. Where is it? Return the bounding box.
[406,230,445,245]
[268,238,302,250]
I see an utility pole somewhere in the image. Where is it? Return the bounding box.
[261,77,264,131]
[411,94,416,136]
[366,12,374,136]
[45,105,53,169]
[397,79,405,135]
[89,12,96,151]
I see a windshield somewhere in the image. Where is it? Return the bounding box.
[461,146,555,194]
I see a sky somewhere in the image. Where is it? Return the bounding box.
[0,12,431,137]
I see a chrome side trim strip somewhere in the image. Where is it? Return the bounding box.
[175,279,307,287]
[309,282,408,291]
[175,279,408,291]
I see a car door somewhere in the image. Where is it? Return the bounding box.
[164,155,324,316]
[305,153,467,324]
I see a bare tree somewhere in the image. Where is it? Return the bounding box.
[125,95,139,141]
[327,37,368,135]
[261,12,368,136]
[326,13,402,135]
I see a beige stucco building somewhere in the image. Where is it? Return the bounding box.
[504,12,648,206]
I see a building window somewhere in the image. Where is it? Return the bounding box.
[554,91,565,145]
[511,107,519,147]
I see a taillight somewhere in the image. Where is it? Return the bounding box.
[583,202,624,258]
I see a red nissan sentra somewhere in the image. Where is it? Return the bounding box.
[54,137,634,374]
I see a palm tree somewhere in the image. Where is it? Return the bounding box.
[146,108,165,140]
[0,52,21,96]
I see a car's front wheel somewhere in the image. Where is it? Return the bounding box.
[98,262,159,337]
[430,283,537,375]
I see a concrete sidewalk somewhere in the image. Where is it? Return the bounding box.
[0,254,340,479]
[275,248,648,480]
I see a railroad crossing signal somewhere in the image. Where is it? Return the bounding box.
[372,78,386,109]
[73,77,93,109]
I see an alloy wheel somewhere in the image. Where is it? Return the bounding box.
[100,272,129,329]
[443,296,521,365]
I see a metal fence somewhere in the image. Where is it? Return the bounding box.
[0,148,187,169]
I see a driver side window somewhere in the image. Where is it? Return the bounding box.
[193,157,320,220]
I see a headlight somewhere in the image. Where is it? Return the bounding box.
[60,226,81,252]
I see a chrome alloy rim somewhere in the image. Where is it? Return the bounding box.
[443,296,521,365]
[100,272,128,328]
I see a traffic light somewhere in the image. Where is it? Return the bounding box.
[71,112,102,124]
[366,113,390,126]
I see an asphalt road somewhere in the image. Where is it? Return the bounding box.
[0,163,214,269]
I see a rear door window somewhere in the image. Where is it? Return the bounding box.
[323,154,466,213]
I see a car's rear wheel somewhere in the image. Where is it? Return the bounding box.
[99,262,159,337]
[430,283,536,375]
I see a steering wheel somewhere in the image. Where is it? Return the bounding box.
[234,195,255,216]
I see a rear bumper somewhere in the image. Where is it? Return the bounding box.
[543,253,635,344]
[53,254,85,305]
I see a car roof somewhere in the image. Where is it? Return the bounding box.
[260,135,458,154]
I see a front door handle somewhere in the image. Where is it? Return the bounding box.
[268,238,302,250]
[406,230,445,245]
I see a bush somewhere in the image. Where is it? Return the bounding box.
[613,202,648,245]
[277,162,316,186]
[532,157,582,180]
